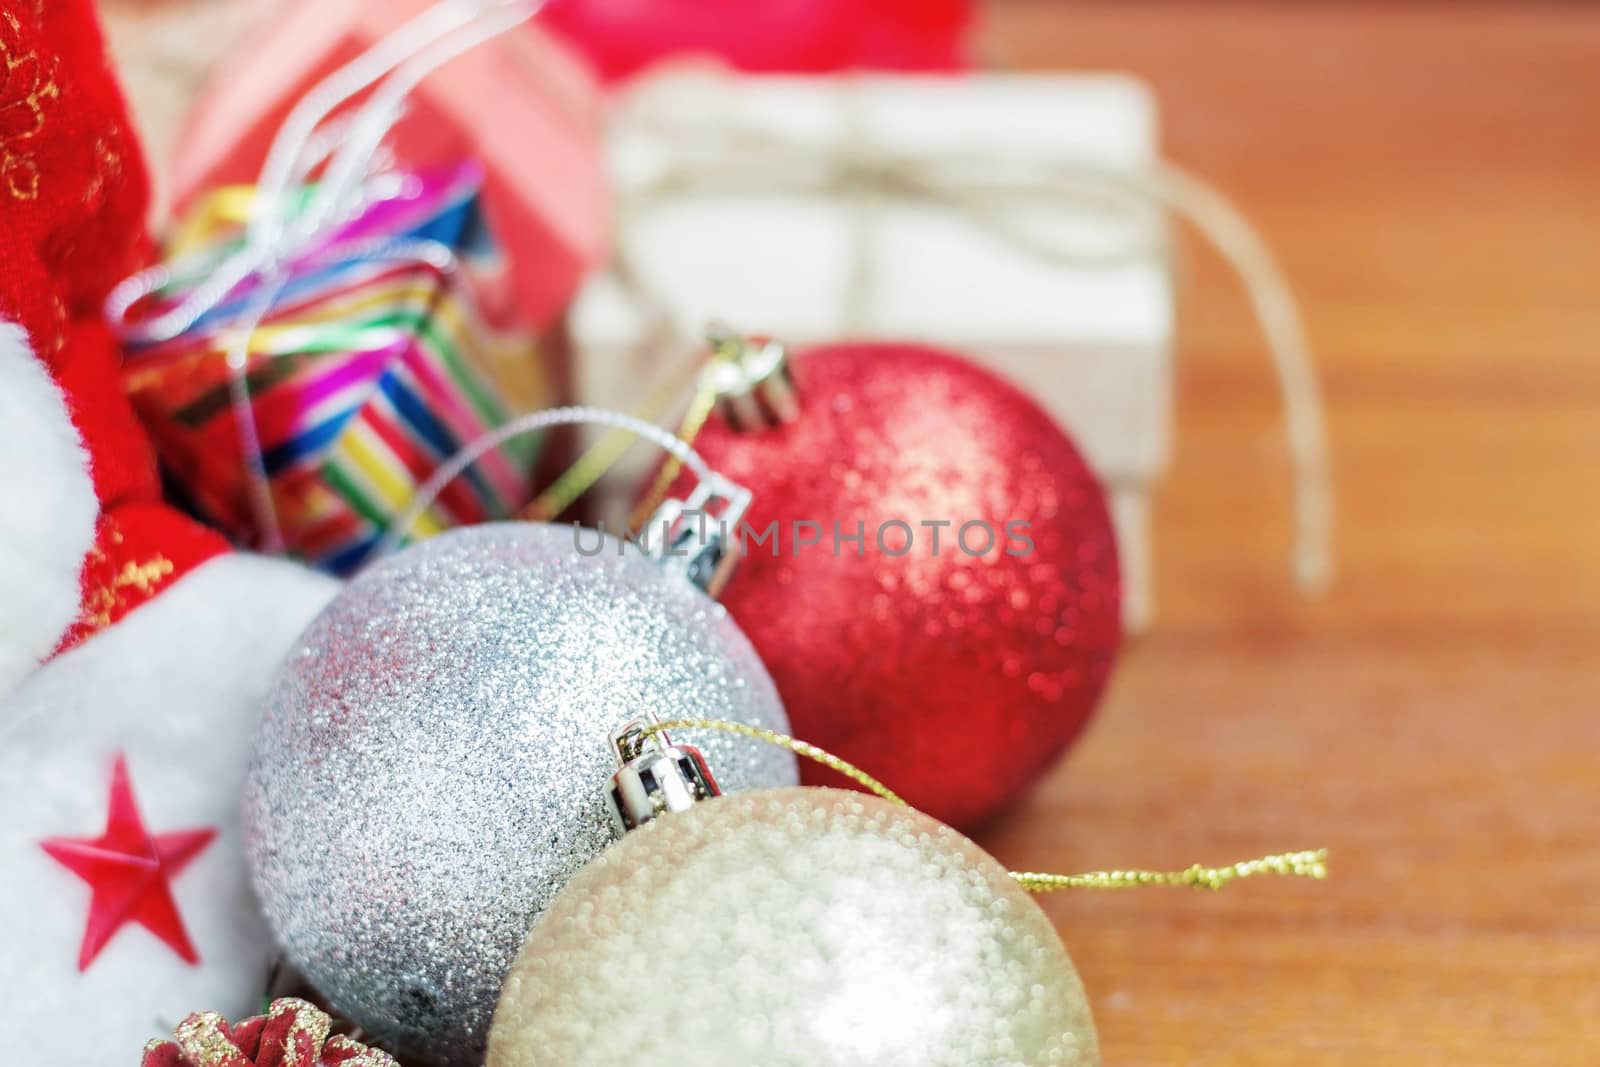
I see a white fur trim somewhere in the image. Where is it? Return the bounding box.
[0,552,339,1060]
[0,321,98,700]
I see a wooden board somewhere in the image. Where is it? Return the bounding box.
[977,3,1600,1063]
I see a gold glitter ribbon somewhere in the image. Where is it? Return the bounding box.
[519,333,738,523]
[625,331,752,529]
[646,718,1329,894]
[652,718,907,806]
[1009,850,1329,893]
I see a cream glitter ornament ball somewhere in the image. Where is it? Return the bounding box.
[243,522,798,1065]
[488,787,1099,1067]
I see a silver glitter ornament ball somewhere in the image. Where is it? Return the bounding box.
[244,522,798,1066]
[488,788,1099,1067]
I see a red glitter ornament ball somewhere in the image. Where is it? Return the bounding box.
[683,342,1121,828]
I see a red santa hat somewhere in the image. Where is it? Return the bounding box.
[0,4,337,1058]
[0,0,230,699]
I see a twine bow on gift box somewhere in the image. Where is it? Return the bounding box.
[104,1,549,570]
[598,76,1335,593]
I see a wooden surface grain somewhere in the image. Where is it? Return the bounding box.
[975,4,1600,1063]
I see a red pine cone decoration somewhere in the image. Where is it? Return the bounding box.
[141,998,398,1067]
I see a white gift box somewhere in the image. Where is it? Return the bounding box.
[571,71,1175,630]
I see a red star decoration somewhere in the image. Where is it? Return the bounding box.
[40,753,217,972]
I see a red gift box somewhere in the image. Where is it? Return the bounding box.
[540,0,974,82]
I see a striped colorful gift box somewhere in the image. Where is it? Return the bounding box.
[122,162,553,574]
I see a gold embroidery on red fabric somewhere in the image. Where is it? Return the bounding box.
[82,556,177,630]
[0,9,59,202]
[85,135,123,205]
[48,292,66,352]
[77,518,177,633]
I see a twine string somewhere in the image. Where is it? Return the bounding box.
[645,717,1328,894]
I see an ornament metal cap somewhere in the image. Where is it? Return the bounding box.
[705,326,798,432]
[607,713,722,835]
[642,475,751,599]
